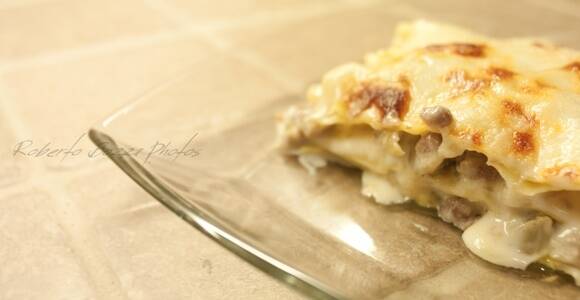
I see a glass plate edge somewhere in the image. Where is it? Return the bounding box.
[88,128,346,300]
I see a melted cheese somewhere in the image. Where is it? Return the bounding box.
[302,21,580,194]
[278,20,580,285]
[462,212,548,269]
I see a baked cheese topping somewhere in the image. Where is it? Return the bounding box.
[277,20,580,285]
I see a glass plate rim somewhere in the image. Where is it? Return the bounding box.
[88,75,346,300]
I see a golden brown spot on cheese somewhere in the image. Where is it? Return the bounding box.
[349,82,410,121]
[502,100,524,116]
[537,79,553,89]
[521,86,534,94]
[531,41,559,50]
[426,43,486,57]
[562,169,578,181]
[521,79,552,95]
[398,75,411,88]
[563,61,580,72]
[445,70,488,97]
[471,132,483,146]
[544,164,579,181]
[502,100,538,128]
[451,128,468,139]
[512,131,535,155]
[451,127,482,146]
[487,67,515,80]
[532,42,546,49]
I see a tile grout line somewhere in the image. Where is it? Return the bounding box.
[0,83,129,300]
[0,29,194,73]
[0,160,113,196]
[225,49,304,92]
[394,0,580,41]
[201,2,357,92]
[145,0,351,32]
[0,0,63,10]
[524,0,580,18]
[1,1,576,74]
[188,2,358,33]
[141,0,236,51]
[0,0,353,77]
[536,30,580,47]
[142,0,193,28]
[32,179,129,300]
[142,0,348,92]
[189,27,303,91]
[143,0,402,94]
[384,1,580,46]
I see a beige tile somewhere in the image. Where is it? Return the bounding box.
[66,163,158,220]
[0,0,176,61]
[0,0,60,9]
[1,35,215,170]
[547,32,580,50]
[219,3,411,85]
[77,49,292,162]
[526,0,580,18]
[398,0,580,39]
[0,105,28,187]
[158,0,334,26]
[0,190,96,300]
[220,0,580,86]
[96,205,304,300]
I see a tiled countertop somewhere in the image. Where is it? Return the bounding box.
[1,0,578,299]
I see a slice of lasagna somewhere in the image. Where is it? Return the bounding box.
[277,20,580,284]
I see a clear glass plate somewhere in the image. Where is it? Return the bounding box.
[90,67,579,299]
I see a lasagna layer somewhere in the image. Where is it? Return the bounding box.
[277,21,580,284]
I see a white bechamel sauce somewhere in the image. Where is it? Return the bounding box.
[550,224,580,266]
[315,127,405,174]
[299,129,580,284]
[462,212,549,269]
[361,171,407,205]
[532,191,580,226]
[298,154,327,175]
